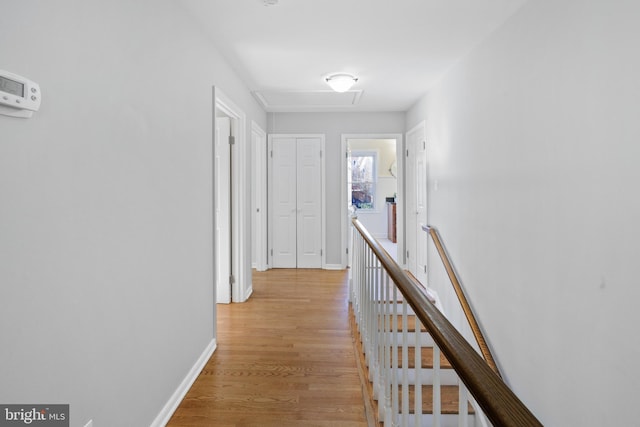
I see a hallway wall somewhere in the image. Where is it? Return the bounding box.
[0,1,266,426]
[406,0,640,425]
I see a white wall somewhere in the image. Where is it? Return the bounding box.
[268,112,405,265]
[406,0,640,425]
[0,1,266,426]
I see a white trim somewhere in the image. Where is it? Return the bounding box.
[243,285,253,302]
[341,134,403,269]
[320,135,327,270]
[150,339,217,427]
[323,264,344,271]
[214,87,249,303]
[252,90,363,112]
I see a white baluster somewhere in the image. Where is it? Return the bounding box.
[382,272,391,424]
[433,344,441,427]
[414,318,422,427]
[356,234,362,328]
[364,246,370,373]
[392,285,399,427]
[458,380,468,427]
[401,300,409,427]
[372,256,380,397]
[368,249,374,376]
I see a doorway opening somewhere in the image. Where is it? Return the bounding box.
[213,87,251,305]
[342,134,403,268]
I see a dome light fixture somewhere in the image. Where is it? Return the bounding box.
[325,73,358,92]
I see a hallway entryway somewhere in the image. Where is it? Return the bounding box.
[342,134,403,268]
[214,88,252,304]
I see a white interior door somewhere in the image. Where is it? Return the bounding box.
[415,133,428,285]
[296,138,322,268]
[251,123,268,271]
[406,123,428,284]
[405,137,417,275]
[269,135,323,269]
[271,137,297,268]
[215,116,231,303]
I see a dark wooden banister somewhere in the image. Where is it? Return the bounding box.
[422,224,501,377]
[352,218,543,427]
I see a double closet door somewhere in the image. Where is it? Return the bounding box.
[269,135,324,269]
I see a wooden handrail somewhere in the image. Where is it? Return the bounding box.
[422,224,501,377]
[352,218,543,427]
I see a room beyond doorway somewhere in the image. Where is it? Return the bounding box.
[342,134,403,268]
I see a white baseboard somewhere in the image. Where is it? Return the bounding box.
[150,338,217,427]
[243,286,253,302]
[324,264,344,270]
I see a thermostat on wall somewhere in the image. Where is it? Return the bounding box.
[0,70,41,118]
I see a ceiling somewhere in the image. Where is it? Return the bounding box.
[180,0,528,112]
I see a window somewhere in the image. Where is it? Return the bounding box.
[351,151,377,210]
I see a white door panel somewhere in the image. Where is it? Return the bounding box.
[406,124,428,285]
[274,214,295,262]
[297,138,322,268]
[271,137,297,268]
[406,142,417,275]
[251,124,267,271]
[416,135,428,285]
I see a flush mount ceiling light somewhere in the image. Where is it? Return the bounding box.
[263,0,278,6]
[325,73,358,92]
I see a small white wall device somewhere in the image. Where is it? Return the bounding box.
[0,70,41,118]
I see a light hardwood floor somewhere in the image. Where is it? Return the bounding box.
[167,269,368,427]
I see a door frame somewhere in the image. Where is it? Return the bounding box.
[214,115,232,304]
[268,133,327,269]
[214,87,251,303]
[341,133,404,268]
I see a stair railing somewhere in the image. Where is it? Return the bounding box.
[422,225,500,377]
[350,218,542,427]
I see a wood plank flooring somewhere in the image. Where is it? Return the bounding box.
[168,269,368,427]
